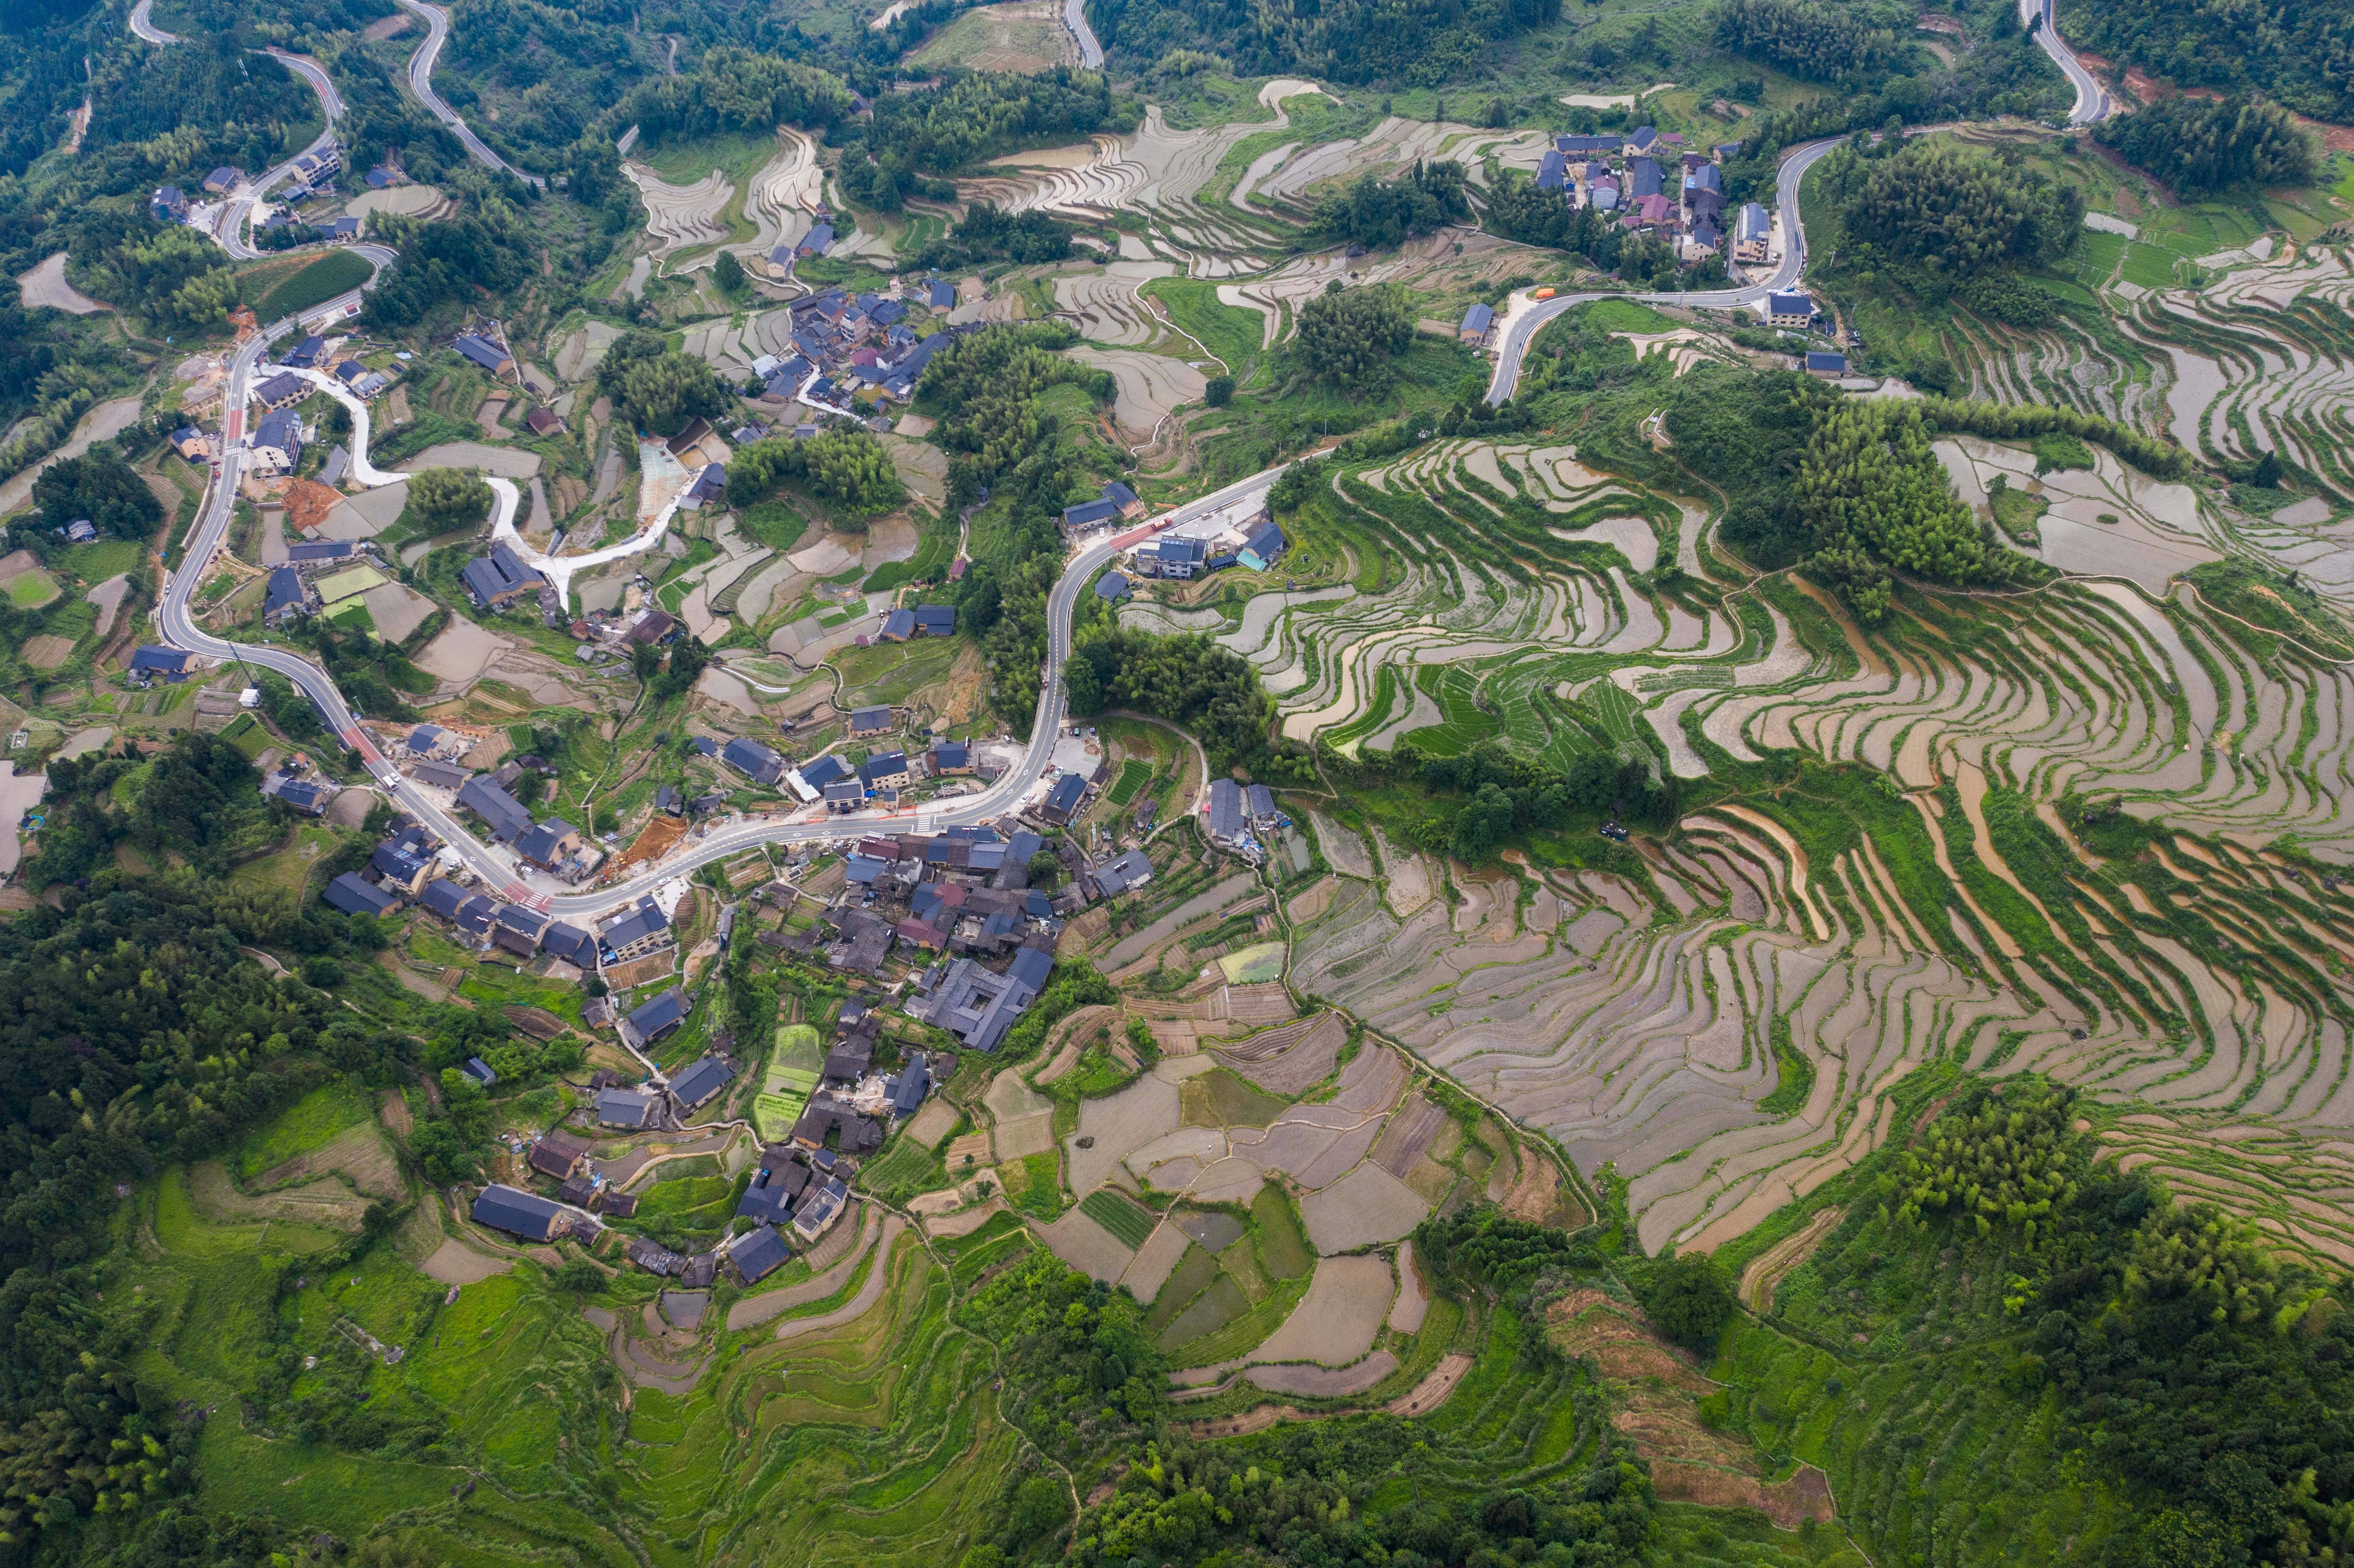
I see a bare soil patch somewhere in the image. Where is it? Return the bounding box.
[613,813,690,874]
[21,635,75,670]
[19,252,107,315]
[420,1237,514,1285]
[1501,1134,1587,1226]
[1250,1254,1392,1366]
[926,1196,1009,1238]
[1035,1205,1137,1283]
[774,1220,909,1342]
[1118,1221,1193,1304]
[1388,1238,1429,1332]
[1299,1164,1430,1254]
[1370,1094,1446,1179]
[1649,1460,1836,1530]
[414,618,509,687]
[1246,1353,1398,1397]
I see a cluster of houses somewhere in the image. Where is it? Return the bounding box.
[260,537,386,628]
[772,821,1063,978]
[1056,479,1289,585]
[243,337,401,476]
[750,283,967,420]
[772,730,977,812]
[1533,126,1761,264]
[152,143,348,232]
[1204,777,1288,865]
[468,1003,932,1285]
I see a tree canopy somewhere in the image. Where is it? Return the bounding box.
[1090,0,1556,86]
[1292,283,1414,392]
[1713,0,1904,81]
[595,330,734,437]
[2074,0,2354,123]
[1797,398,1993,619]
[725,429,906,520]
[2094,94,2321,194]
[405,467,492,531]
[839,68,1133,209]
[31,445,162,541]
[617,46,852,145]
[1823,140,2083,279]
[1307,161,1468,248]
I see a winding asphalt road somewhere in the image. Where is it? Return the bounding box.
[210,53,351,261]
[395,0,548,188]
[128,0,175,44]
[1063,0,1105,69]
[1484,135,1840,404]
[2029,0,2115,124]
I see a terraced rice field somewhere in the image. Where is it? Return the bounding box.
[622,160,734,273]
[955,79,1334,277]
[1117,384,2354,1272]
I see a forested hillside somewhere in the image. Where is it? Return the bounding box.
[2073,0,2354,121]
[1087,0,1556,85]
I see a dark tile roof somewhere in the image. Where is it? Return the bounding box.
[458,776,534,842]
[542,921,597,966]
[472,1183,567,1241]
[1208,777,1248,842]
[411,759,469,790]
[461,542,546,609]
[1040,772,1086,822]
[722,736,785,784]
[628,986,690,1041]
[599,896,669,951]
[730,1224,792,1283]
[669,1053,735,1108]
[131,645,195,674]
[514,818,578,866]
[595,1088,657,1127]
[891,1051,930,1115]
[452,333,509,371]
[323,872,398,917]
[1090,847,1153,896]
[371,841,431,885]
[529,1132,588,1177]
[263,566,306,620]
